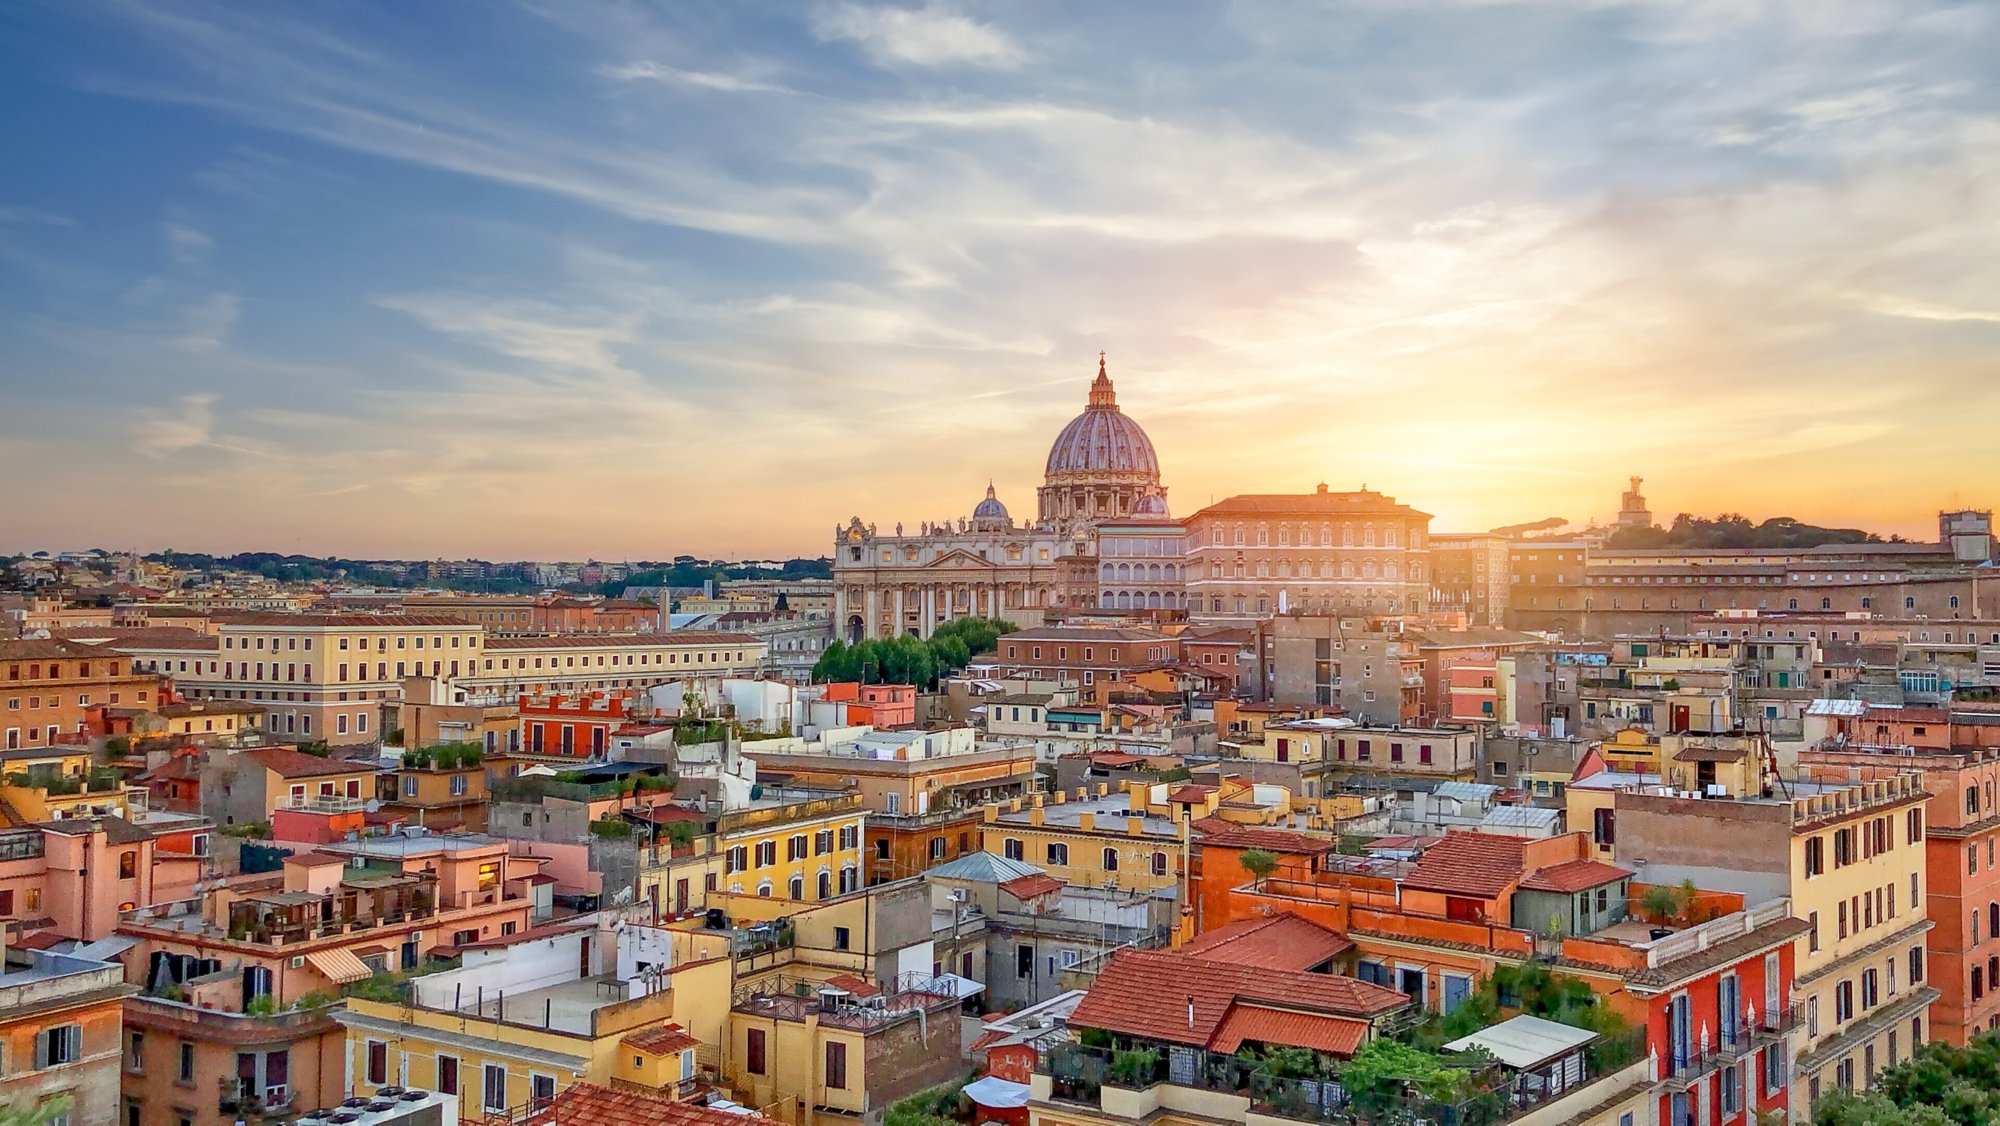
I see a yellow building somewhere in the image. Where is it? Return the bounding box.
[713,789,869,903]
[338,919,735,1118]
[979,784,1190,894]
[1597,726,1663,774]
[712,885,969,1126]
[0,746,134,822]
[383,743,493,831]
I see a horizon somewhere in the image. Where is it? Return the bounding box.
[5,3,1998,557]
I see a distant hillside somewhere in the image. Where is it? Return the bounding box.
[1607,514,1887,550]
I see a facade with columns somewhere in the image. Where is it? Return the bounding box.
[832,357,1170,642]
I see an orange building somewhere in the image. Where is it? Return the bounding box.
[0,937,134,1126]
[0,817,204,942]
[533,597,661,634]
[819,682,917,728]
[1197,831,1807,1125]
[3,639,162,750]
[519,690,643,760]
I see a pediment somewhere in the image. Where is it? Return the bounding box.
[923,549,998,570]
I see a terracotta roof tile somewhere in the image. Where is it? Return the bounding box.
[999,874,1064,900]
[1518,859,1634,895]
[1069,948,1408,1051]
[1177,912,1354,971]
[525,1083,764,1126]
[243,747,372,779]
[623,1024,702,1054]
[1209,1005,1368,1056]
[1194,823,1340,856]
[1166,784,1217,803]
[1400,832,1529,899]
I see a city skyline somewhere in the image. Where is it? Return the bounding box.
[5,2,1998,558]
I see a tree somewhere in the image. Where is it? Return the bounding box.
[1238,849,1280,883]
[1812,1030,2000,1125]
[0,1100,72,1126]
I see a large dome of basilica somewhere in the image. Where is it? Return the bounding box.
[1043,357,1160,479]
[1036,355,1166,529]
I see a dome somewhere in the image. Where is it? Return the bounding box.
[1044,357,1161,479]
[972,482,1009,521]
[1133,492,1169,517]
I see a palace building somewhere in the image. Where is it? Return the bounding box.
[832,356,1172,641]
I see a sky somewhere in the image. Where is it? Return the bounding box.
[2,1,1997,561]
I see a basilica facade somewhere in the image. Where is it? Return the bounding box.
[832,357,1171,642]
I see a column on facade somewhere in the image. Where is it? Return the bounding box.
[864,587,880,640]
[893,587,906,636]
[833,586,848,632]
[922,587,936,638]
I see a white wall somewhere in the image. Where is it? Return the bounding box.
[415,932,586,1010]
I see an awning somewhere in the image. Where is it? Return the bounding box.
[305,947,373,984]
[963,1076,1031,1109]
[925,972,984,1000]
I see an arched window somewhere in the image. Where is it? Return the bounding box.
[1907,597,1917,610]
[818,871,833,899]
[789,875,804,900]
[1152,852,1169,876]
[1102,847,1119,872]
[1952,596,1962,610]
[757,881,773,897]
[1788,599,1798,610]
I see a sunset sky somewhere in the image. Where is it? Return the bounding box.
[3,1,1997,560]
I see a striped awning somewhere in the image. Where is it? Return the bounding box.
[305,947,373,984]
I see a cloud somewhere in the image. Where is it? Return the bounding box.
[596,61,800,95]
[810,3,1022,68]
[163,222,212,265]
[135,392,218,458]
[176,292,240,351]
[0,203,74,226]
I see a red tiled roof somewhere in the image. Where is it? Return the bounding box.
[281,850,350,867]
[623,1023,701,1054]
[1166,784,1217,803]
[524,1083,764,1126]
[1089,752,1146,767]
[1518,859,1634,894]
[1069,948,1407,1051]
[243,747,372,779]
[999,874,1065,900]
[1400,832,1529,899]
[1209,1005,1368,1056]
[1195,822,1340,856]
[823,973,882,998]
[1177,912,1354,971]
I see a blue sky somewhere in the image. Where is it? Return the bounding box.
[3,1,1997,559]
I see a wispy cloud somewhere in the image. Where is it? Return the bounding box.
[596,61,801,96]
[163,222,212,265]
[810,3,1023,68]
[175,292,239,351]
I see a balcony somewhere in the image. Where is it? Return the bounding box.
[1658,1026,1756,1089]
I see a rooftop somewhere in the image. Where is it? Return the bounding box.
[1400,832,1529,899]
[1069,948,1407,1052]
[988,793,1180,838]
[1176,912,1354,971]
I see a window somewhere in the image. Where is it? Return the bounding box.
[483,1064,507,1113]
[824,1042,848,1090]
[367,1040,388,1086]
[127,1030,144,1073]
[1047,842,1068,865]
[745,1029,767,1075]
[1805,836,1824,877]
[531,1074,556,1112]
[179,1042,195,1082]
[833,926,850,951]
[1102,847,1118,872]
[1912,945,1926,982]
[437,1055,459,1096]
[1836,980,1854,1021]
[1003,838,1023,861]
[35,1024,81,1069]
[1017,944,1034,979]
[1152,851,1169,876]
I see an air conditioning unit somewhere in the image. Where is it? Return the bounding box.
[290,956,306,969]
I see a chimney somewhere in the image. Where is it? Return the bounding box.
[1077,812,1096,832]
[1187,995,1196,1028]
[1126,816,1144,836]
[1031,807,1045,827]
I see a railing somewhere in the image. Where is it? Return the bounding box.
[282,795,366,813]
[1660,1025,1755,1088]
[1756,1001,1804,1040]
[1047,1028,1647,1126]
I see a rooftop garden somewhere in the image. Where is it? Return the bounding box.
[1052,964,1642,1125]
[401,742,484,770]
[343,956,461,1004]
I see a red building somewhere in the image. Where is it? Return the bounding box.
[518,690,643,760]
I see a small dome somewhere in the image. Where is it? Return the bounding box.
[973,483,1009,520]
[1133,492,1169,517]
